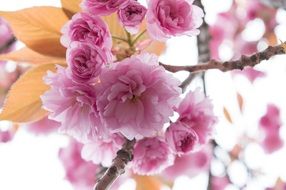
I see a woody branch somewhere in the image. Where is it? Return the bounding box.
[161,42,286,74]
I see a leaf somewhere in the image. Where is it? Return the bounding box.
[134,175,162,190]
[103,15,166,56]
[223,107,233,124]
[0,63,58,123]
[61,0,81,18]
[102,13,127,41]
[0,47,66,65]
[236,92,244,113]
[0,7,68,57]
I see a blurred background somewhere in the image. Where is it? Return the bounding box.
[0,0,286,189]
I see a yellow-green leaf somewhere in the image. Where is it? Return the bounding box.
[61,0,81,18]
[0,47,66,65]
[134,175,162,190]
[0,63,58,123]
[0,7,68,57]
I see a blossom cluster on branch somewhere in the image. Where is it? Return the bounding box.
[40,0,217,185]
[0,0,286,189]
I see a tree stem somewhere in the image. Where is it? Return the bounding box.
[93,139,136,190]
[161,42,286,73]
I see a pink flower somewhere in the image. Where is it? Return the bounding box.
[146,0,204,41]
[25,116,60,136]
[165,122,199,155]
[211,176,230,190]
[59,139,98,190]
[261,133,284,154]
[177,89,217,145]
[61,12,112,50]
[67,42,110,83]
[232,67,266,83]
[0,130,14,143]
[259,104,281,133]
[163,146,211,180]
[81,0,130,16]
[131,137,175,175]
[81,134,124,167]
[96,53,181,140]
[118,1,147,34]
[0,18,13,49]
[259,104,283,153]
[41,66,104,142]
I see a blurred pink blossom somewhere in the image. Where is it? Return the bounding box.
[232,67,266,83]
[0,130,14,143]
[259,104,284,153]
[81,0,130,16]
[25,116,60,136]
[59,139,98,190]
[131,137,175,175]
[146,0,204,41]
[211,176,230,190]
[163,146,211,180]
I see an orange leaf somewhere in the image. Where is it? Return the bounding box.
[0,7,68,57]
[223,107,233,124]
[0,63,59,123]
[61,0,81,18]
[236,92,244,113]
[102,13,127,41]
[134,175,162,190]
[0,47,66,65]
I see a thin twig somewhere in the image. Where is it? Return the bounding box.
[161,42,286,74]
[93,139,136,190]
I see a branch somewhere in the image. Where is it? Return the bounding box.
[180,0,211,92]
[161,42,286,73]
[94,139,136,190]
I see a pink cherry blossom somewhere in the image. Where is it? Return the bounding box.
[0,18,13,51]
[146,0,204,41]
[59,139,98,190]
[117,1,147,34]
[232,67,266,83]
[24,116,60,135]
[131,137,175,175]
[259,104,281,133]
[163,146,211,180]
[41,65,104,142]
[81,0,130,16]
[177,89,217,145]
[96,53,181,140]
[211,176,230,190]
[259,104,283,153]
[0,130,14,143]
[60,12,112,50]
[165,122,199,155]
[67,42,110,83]
[81,133,124,167]
[261,133,284,154]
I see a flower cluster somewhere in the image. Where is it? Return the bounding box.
[42,0,217,175]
